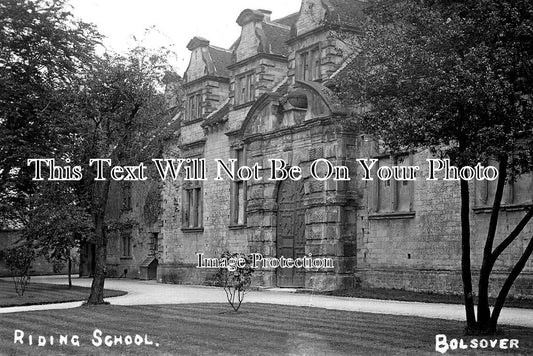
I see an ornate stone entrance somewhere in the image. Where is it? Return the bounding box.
[276,179,306,287]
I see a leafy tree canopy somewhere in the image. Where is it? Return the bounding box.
[333,0,533,170]
[0,0,101,225]
[70,44,180,304]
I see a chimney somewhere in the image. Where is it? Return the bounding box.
[236,9,272,26]
[258,9,272,22]
[186,36,210,51]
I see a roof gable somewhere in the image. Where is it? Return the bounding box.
[273,12,299,27]
[184,37,232,83]
[233,9,292,62]
[207,46,232,78]
[261,22,291,56]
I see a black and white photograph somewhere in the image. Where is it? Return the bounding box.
[1,0,533,355]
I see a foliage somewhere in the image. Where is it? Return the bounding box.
[332,0,533,332]
[333,0,533,167]
[69,44,179,304]
[0,0,100,227]
[143,185,162,224]
[1,244,35,296]
[0,0,179,305]
[216,251,254,312]
[23,180,93,287]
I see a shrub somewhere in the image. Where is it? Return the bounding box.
[1,245,35,296]
[215,251,254,312]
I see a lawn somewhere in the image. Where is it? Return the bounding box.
[311,287,533,309]
[0,303,532,355]
[0,280,126,307]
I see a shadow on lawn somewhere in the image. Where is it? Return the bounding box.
[0,280,126,307]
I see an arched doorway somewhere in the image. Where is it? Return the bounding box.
[276,179,306,287]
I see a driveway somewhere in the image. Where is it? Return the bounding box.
[2,275,533,328]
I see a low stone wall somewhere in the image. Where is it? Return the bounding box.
[157,263,219,285]
[358,268,533,299]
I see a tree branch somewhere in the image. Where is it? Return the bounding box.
[490,234,533,327]
[492,207,533,261]
[484,155,507,255]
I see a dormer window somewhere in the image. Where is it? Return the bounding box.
[187,91,202,120]
[297,46,320,81]
[235,71,255,105]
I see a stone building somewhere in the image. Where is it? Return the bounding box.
[99,0,533,297]
[156,1,366,290]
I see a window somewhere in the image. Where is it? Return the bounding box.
[297,46,320,81]
[235,72,255,105]
[230,148,246,226]
[122,182,131,210]
[509,174,533,205]
[121,232,132,257]
[476,159,532,208]
[370,155,414,216]
[187,92,202,120]
[150,232,159,255]
[183,186,203,229]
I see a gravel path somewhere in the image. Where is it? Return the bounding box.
[2,275,532,328]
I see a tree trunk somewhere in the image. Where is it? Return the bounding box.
[67,254,72,289]
[490,235,533,330]
[87,211,107,304]
[477,157,507,330]
[87,179,111,305]
[460,178,476,329]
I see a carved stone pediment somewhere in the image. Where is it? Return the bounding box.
[239,81,346,139]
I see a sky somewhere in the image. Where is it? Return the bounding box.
[68,0,302,75]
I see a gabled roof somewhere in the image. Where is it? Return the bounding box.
[273,12,299,28]
[232,9,293,61]
[207,46,232,78]
[185,36,232,81]
[261,22,291,56]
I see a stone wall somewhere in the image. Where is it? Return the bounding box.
[356,149,533,298]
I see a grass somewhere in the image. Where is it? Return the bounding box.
[306,287,533,309]
[0,280,126,307]
[0,303,532,355]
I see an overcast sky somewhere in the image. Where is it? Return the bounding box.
[68,0,302,74]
